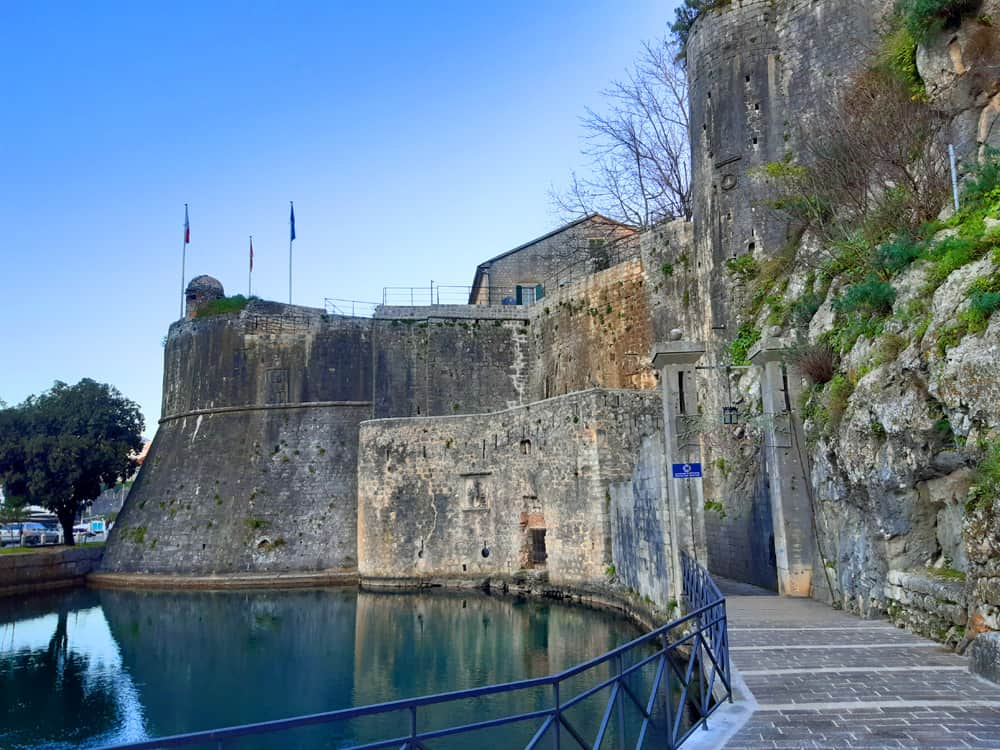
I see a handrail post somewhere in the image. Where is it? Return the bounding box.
[663,633,675,750]
[409,704,418,747]
[552,681,561,750]
[616,653,626,748]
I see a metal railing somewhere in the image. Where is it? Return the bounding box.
[380,285,535,307]
[97,558,730,750]
[324,298,380,317]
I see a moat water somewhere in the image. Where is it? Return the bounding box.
[1,587,652,749]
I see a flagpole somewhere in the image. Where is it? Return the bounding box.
[249,235,253,298]
[180,203,188,319]
[288,201,294,305]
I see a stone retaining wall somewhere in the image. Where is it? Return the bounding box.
[885,569,967,647]
[0,547,104,597]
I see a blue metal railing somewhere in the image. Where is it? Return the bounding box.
[97,558,730,750]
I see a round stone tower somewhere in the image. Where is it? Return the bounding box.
[685,0,887,331]
[185,275,225,319]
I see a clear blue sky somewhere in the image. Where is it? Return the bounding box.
[0,1,677,434]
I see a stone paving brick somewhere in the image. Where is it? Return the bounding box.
[717,581,1000,750]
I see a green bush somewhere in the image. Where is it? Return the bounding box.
[962,147,1000,204]
[876,236,924,275]
[969,290,1000,328]
[834,275,897,316]
[789,291,823,329]
[897,0,981,42]
[874,333,908,365]
[725,254,759,283]
[923,236,989,289]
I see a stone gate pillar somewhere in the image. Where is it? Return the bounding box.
[749,330,814,597]
[652,333,708,599]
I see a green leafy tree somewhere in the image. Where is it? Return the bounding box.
[0,380,144,544]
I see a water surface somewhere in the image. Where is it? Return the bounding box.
[1,587,648,749]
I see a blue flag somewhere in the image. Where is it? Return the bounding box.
[290,202,296,242]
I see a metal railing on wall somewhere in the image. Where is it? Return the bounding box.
[377,238,642,309]
[380,285,532,307]
[96,557,731,750]
[324,298,380,317]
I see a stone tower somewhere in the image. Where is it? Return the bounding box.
[686,0,887,332]
[185,275,225,320]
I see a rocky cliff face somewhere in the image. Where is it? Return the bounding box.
[680,1,1000,645]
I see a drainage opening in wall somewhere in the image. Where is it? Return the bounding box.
[481,546,490,558]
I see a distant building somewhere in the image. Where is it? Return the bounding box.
[469,214,636,306]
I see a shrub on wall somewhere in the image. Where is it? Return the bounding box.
[834,275,897,317]
[671,0,732,50]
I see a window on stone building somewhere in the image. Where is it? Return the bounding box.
[530,529,547,566]
[516,284,542,305]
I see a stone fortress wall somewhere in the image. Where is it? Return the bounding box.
[102,0,1000,650]
[104,255,662,579]
[102,305,375,575]
[358,389,663,588]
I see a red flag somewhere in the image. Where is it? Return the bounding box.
[249,236,254,272]
[184,204,190,244]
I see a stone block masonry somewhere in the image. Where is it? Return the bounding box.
[528,258,657,399]
[372,314,531,418]
[357,389,666,597]
[101,403,368,575]
[608,434,672,608]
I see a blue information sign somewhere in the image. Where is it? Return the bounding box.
[672,462,703,479]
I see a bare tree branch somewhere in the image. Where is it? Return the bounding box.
[552,38,692,229]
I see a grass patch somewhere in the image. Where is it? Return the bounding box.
[924,565,967,582]
[195,295,256,318]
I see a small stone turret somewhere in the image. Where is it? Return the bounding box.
[185,275,224,319]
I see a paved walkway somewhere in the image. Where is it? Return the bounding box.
[717,580,1000,750]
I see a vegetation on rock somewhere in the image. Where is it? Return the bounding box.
[670,0,732,50]
[897,0,983,41]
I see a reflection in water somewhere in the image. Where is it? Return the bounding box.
[0,590,145,749]
[1,587,643,749]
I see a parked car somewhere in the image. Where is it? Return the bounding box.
[0,522,60,547]
[0,523,21,547]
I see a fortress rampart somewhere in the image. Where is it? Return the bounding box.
[104,257,663,578]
